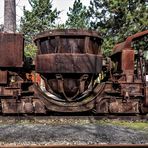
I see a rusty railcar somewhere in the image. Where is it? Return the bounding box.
[108,30,148,114]
[0,29,147,115]
[0,33,39,113]
[33,29,103,113]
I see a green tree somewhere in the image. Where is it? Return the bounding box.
[24,43,37,58]
[20,0,60,58]
[65,0,89,29]
[88,0,148,55]
[20,0,60,42]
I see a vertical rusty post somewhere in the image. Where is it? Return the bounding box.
[84,36,90,53]
[55,36,61,53]
[122,49,134,82]
[4,0,16,32]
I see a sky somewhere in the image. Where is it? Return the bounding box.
[0,0,90,25]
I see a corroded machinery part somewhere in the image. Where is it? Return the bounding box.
[34,29,103,103]
[108,30,148,114]
[0,29,148,115]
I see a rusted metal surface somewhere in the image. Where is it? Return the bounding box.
[109,100,139,113]
[36,54,102,73]
[32,83,95,112]
[121,50,134,82]
[108,30,148,82]
[0,29,148,115]
[34,29,102,54]
[124,30,148,48]
[1,99,45,114]
[0,71,8,84]
[33,29,148,114]
[145,86,148,107]
[109,30,148,113]
[0,33,24,67]
[33,29,103,110]
[34,29,102,40]
[112,30,148,53]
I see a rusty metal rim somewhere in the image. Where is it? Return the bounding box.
[0,144,148,148]
[34,29,102,41]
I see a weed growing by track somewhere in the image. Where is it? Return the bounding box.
[0,116,147,132]
[98,119,148,131]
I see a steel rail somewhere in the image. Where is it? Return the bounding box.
[0,144,148,148]
[0,115,148,121]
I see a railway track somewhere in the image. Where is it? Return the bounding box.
[0,115,147,146]
[0,115,148,123]
[0,144,148,148]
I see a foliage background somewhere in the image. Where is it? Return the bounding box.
[20,0,148,58]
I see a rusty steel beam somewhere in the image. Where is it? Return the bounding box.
[124,30,148,48]
[112,30,148,53]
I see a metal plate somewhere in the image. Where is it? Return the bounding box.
[0,33,24,67]
[36,54,102,74]
[0,71,7,84]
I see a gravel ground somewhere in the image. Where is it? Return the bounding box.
[0,123,148,145]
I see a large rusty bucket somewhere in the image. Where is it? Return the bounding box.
[34,29,103,102]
